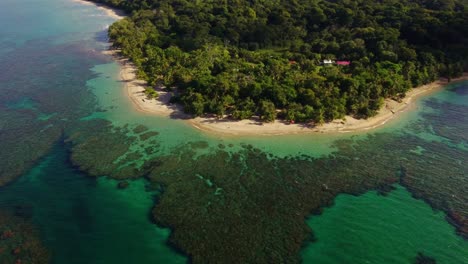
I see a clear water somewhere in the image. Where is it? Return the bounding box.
[302,186,468,264]
[0,0,466,263]
[0,0,186,262]
[0,145,185,263]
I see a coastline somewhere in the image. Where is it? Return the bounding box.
[103,49,189,118]
[71,0,125,20]
[84,0,468,136]
[188,74,468,136]
[117,50,468,136]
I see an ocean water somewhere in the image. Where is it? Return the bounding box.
[0,0,185,262]
[302,186,468,264]
[0,0,467,263]
[0,144,185,263]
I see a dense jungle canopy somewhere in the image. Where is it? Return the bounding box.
[92,0,468,122]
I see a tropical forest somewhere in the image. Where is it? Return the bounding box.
[90,0,468,123]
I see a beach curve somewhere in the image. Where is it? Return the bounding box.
[77,0,468,137]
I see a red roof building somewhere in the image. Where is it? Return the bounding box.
[336,61,351,66]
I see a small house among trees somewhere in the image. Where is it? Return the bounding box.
[323,60,351,66]
[105,0,468,125]
[336,61,351,66]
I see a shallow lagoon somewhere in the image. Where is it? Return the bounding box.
[302,186,468,264]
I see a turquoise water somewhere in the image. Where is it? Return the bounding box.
[0,0,467,263]
[302,186,468,264]
[0,0,187,262]
[0,0,114,49]
[0,145,185,263]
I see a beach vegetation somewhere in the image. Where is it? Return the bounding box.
[144,87,159,99]
[258,100,277,122]
[98,0,468,123]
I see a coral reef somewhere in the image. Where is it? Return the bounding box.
[0,109,61,187]
[145,136,400,263]
[0,41,105,187]
[0,210,50,264]
[400,99,468,238]
[117,181,129,189]
[414,252,437,264]
[65,120,160,179]
[60,95,468,262]
[142,122,466,262]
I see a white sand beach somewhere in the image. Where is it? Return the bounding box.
[118,51,467,136]
[90,0,468,136]
[187,75,467,136]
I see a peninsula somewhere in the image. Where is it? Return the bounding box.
[116,51,468,135]
[92,0,468,135]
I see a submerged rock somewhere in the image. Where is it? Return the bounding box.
[117,181,129,189]
[132,124,148,134]
[415,252,437,264]
[0,210,50,263]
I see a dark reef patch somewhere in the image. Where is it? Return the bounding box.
[400,98,468,239]
[132,124,149,134]
[117,181,130,189]
[449,82,468,96]
[419,99,468,144]
[414,252,437,264]
[0,209,50,263]
[0,40,102,187]
[139,131,159,141]
[65,119,146,179]
[0,108,62,187]
[144,135,405,263]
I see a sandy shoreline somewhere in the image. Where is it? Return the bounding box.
[86,0,468,136]
[118,47,467,136]
[71,0,125,20]
[103,49,189,118]
[188,74,468,136]
[113,45,468,136]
